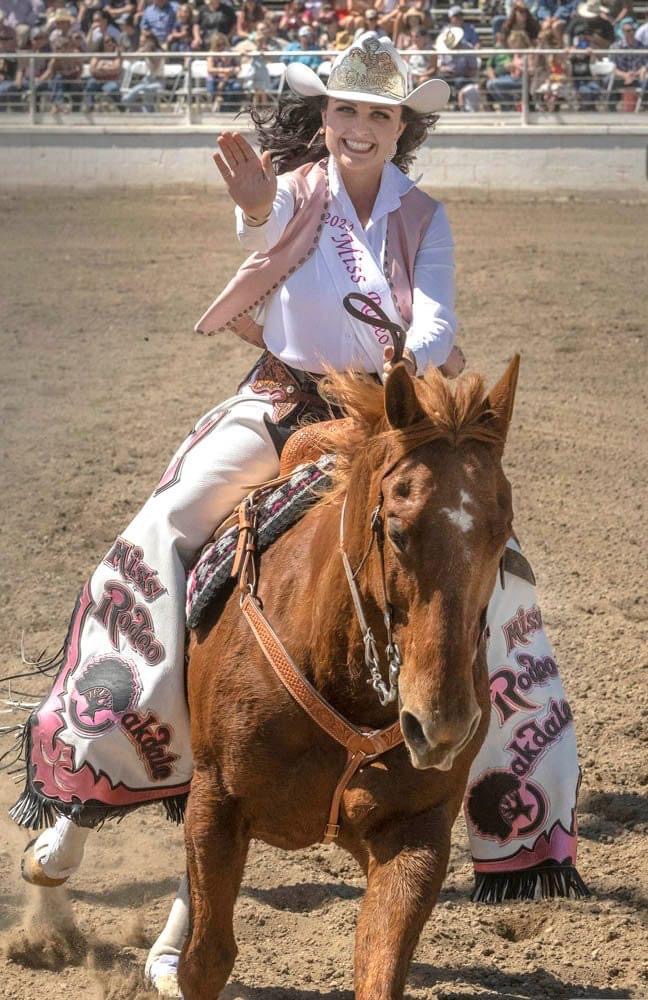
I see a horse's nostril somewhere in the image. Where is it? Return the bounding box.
[400,710,429,749]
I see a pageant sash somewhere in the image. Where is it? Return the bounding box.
[319,203,402,376]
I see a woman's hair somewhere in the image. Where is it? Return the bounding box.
[249,95,439,175]
[507,29,531,47]
[209,29,228,48]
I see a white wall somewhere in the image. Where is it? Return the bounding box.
[0,126,646,192]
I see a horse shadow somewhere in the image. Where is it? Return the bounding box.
[69,875,180,908]
[409,961,632,999]
[241,881,363,913]
[578,790,648,837]
[223,988,353,999]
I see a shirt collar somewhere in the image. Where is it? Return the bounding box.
[327,157,415,228]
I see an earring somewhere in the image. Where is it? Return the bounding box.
[306,126,324,150]
[386,141,398,162]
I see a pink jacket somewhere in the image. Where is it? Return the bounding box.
[195,159,438,349]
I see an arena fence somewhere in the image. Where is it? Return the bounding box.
[2,48,647,126]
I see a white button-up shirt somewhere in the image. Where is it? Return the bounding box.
[236,158,456,375]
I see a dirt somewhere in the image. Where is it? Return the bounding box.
[0,190,646,1000]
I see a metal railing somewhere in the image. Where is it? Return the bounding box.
[1,48,646,126]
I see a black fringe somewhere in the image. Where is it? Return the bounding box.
[472,863,590,903]
[9,783,60,830]
[163,793,188,824]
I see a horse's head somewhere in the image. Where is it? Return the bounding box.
[383,357,518,770]
[322,356,519,771]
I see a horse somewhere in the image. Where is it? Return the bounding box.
[179,355,519,1000]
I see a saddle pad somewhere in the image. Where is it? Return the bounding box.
[186,456,334,629]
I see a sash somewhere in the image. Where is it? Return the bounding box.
[318,207,402,376]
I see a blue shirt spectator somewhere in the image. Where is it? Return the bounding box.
[445,5,480,47]
[613,18,648,73]
[284,25,321,68]
[140,0,178,44]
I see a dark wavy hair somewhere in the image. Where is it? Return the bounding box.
[249,95,439,176]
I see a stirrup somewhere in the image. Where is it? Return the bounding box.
[20,838,70,888]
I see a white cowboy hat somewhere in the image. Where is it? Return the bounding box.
[435,26,464,51]
[285,32,450,114]
[576,0,609,16]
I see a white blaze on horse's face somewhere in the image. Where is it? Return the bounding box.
[440,489,475,535]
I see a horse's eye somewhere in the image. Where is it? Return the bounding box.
[387,516,408,553]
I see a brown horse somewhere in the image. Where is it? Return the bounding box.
[180,356,519,1000]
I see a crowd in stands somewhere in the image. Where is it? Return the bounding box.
[1,0,646,111]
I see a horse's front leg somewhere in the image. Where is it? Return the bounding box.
[354,807,451,1000]
[178,768,250,1000]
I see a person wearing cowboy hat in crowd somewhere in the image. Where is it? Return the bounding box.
[435,24,480,109]
[443,5,480,47]
[567,0,615,44]
[14,29,587,1000]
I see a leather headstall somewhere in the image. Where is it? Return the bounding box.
[233,485,404,844]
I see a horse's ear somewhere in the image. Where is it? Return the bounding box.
[384,363,426,430]
[481,354,520,444]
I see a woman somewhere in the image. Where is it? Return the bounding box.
[233,0,266,41]
[13,33,584,999]
[121,33,165,112]
[206,30,242,111]
[83,33,122,110]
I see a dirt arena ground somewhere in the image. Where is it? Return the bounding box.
[0,189,646,1000]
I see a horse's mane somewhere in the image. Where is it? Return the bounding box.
[316,366,503,503]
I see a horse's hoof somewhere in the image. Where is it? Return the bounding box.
[21,839,70,888]
[148,957,183,998]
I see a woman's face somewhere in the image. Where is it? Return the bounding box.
[322,99,405,175]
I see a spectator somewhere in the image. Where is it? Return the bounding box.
[278,0,308,32]
[607,15,647,107]
[1,0,44,30]
[206,28,241,108]
[502,0,540,41]
[18,23,51,105]
[116,11,139,48]
[234,0,266,41]
[393,7,426,47]
[83,31,121,106]
[284,22,320,65]
[252,18,281,50]
[102,0,135,23]
[40,32,84,109]
[46,5,76,40]
[636,16,648,44]
[87,8,115,46]
[565,25,602,107]
[165,1,196,49]
[532,24,569,106]
[360,7,379,32]
[122,31,164,107]
[196,0,235,47]
[406,27,437,83]
[333,21,353,46]
[435,24,480,106]
[566,0,615,44]
[485,27,532,107]
[139,0,178,47]
[444,5,480,46]
[0,21,19,109]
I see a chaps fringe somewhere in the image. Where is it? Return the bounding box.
[471,862,590,903]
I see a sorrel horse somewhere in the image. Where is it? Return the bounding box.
[179,356,519,999]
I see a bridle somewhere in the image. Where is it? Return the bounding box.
[338,293,408,707]
[338,293,492,708]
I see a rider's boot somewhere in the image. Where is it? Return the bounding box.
[145,874,189,999]
[21,814,90,887]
